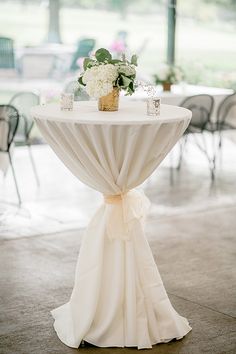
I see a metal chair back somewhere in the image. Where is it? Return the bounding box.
[0,37,15,69]
[180,94,214,133]
[217,92,236,129]
[0,105,19,152]
[70,38,95,71]
[9,91,40,141]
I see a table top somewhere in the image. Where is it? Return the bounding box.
[31,101,192,125]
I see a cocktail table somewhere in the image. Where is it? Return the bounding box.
[31,101,192,349]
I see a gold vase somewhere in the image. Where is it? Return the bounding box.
[98,87,120,111]
[162,82,171,91]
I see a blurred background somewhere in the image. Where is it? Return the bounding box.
[0,2,236,353]
[0,0,236,94]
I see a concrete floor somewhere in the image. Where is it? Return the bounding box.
[0,134,236,354]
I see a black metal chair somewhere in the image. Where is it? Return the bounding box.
[178,94,216,180]
[9,91,40,186]
[0,105,21,204]
[216,92,236,152]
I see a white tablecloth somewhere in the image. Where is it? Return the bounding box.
[32,101,192,349]
[0,153,9,175]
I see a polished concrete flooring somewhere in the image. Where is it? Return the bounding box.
[0,135,236,353]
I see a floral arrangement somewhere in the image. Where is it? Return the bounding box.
[78,48,138,99]
[154,64,183,85]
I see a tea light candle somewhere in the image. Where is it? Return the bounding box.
[147,97,161,116]
[60,93,74,111]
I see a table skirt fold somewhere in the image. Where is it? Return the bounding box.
[51,193,191,349]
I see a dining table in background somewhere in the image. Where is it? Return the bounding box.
[131,84,234,120]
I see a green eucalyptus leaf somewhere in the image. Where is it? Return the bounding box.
[128,81,134,91]
[120,74,132,87]
[78,76,85,86]
[125,87,133,96]
[110,59,121,64]
[95,48,112,62]
[131,54,138,66]
[83,57,91,70]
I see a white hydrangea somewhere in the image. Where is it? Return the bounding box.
[82,64,119,98]
[82,66,98,84]
[118,64,136,76]
[85,80,114,99]
[102,63,119,82]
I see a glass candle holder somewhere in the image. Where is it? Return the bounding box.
[60,93,74,111]
[147,97,161,116]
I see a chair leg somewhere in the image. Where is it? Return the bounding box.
[177,135,187,170]
[219,131,222,149]
[210,155,216,182]
[211,131,216,171]
[28,144,40,187]
[210,167,215,182]
[199,132,216,182]
[8,151,22,205]
[218,131,223,167]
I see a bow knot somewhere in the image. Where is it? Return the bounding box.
[104,189,150,241]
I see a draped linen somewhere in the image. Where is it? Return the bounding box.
[0,152,9,174]
[32,102,192,349]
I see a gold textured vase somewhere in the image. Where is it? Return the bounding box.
[162,82,171,91]
[98,87,120,111]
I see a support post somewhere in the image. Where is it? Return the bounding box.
[167,0,177,66]
[48,0,62,43]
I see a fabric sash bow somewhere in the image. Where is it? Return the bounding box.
[103,189,150,241]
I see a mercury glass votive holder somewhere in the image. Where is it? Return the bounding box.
[147,97,161,116]
[60,93,74,111]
